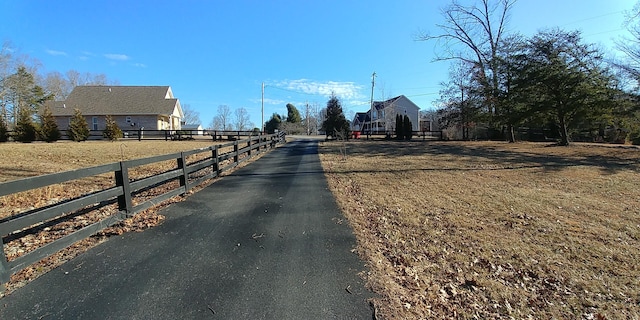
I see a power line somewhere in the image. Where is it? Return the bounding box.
[560,10,625,27]
[267,85,321,96]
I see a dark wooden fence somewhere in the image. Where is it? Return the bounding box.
[0,132,286,290]
[3,129,261,142]
[360,130,444,140]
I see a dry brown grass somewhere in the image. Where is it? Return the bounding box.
[0,139,252,295]
[319,140,640,319]
[0,139,219,183]
[0,140,225,217]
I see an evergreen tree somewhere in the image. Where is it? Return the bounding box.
[515,30,615,146]
[321,94,350,139]
[6,66,53,125]
[68,109,90,142]
[0,116,8,142]
[103,115,122,141]
[265,113,282,134]
[39,105,61,142]
[286,103,302,123]
[395,114,403,139]
[14,108,37,142]
[403,115,413,140]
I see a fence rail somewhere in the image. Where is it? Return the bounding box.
[360,130,444,140]
[0,132,286,289]
[3,129,262,142]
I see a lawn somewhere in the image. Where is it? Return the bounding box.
[319,140,640,319]
[0,139,219,183]
[0,139,241,295]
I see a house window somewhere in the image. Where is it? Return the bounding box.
[92,117,98,130]
[373,110,377,120]
[126,116,132,123]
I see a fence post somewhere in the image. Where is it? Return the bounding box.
[115,161,134,215]
[247,137,252,158]
[0,243,10,290]
[177,152,189,193]
[212,145,220,177]
[233,140,239,163]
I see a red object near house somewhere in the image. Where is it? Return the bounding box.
[352,131,361,139]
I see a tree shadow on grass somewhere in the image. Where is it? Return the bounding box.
[324,141,640,175]
[0,166,43,182]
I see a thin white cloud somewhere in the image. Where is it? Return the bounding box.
[46,49,67,56]
[272,79,365,100]
[250,98,285,105]
[104,53,130,61]
[346,99,370,107]
[78,51,95,60]
[132,63,147,68]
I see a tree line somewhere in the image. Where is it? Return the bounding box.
[421,0,640,145]
[208,105,256,132]
[0,41,121,142]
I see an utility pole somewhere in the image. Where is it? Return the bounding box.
[305,102,310,135]
[368,72,376,140]
[261,82,264,134]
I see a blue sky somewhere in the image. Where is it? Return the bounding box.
[0,0,634,128]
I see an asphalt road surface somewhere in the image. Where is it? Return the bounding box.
[0,138,374,319]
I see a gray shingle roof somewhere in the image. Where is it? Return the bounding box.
[49,86,180,117]
[373,95,402,110]
[354,112,370,123]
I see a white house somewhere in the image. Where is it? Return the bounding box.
[351,112,369,132]
[356,95,420,133]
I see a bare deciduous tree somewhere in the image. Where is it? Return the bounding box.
[234,107,253,131]
[210,104,232,130]
[418,0,515,127]
[44,71,73,100]
[0,41,14,121]
[180,103,201,125]
[616,2,640,89]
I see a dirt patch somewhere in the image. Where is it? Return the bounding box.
[319,140,640,319]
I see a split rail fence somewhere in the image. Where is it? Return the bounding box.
[0,132,286,290]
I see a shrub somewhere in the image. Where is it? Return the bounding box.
[39,105,61,142]
[403,115,413,141]
[395,114,403,140]
[14,109,37,143]
[628,129,640,145]
[103,115,122,141]
[0,116,8,142]
[68,109,90,142]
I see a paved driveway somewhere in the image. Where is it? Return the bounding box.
[0,139,374,319]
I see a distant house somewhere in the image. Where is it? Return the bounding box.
[359,95,420,134]
[181,124,204,135]
[49,86,184,131]
[351,112,370,132]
